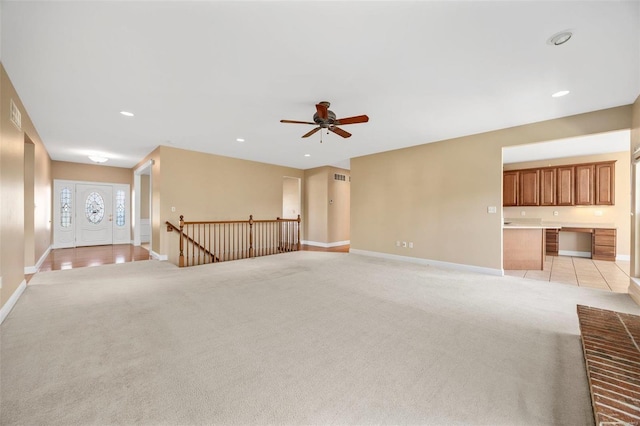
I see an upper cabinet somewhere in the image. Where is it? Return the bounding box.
[575,164,595,205]
[503,171,519,206]
[556,166,574,206]
[595,162,615,205]
[519,169,540,206]
[503,160,615,207]
[539,168,556,206]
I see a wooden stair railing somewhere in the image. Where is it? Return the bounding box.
[166,214,301,267]
[165,220,219,264]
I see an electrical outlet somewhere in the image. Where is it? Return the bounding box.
[553,211,559,216]
[595,210,603,217]
[409,242,414,248]
[171,206,176,212]
[520,211,526,216]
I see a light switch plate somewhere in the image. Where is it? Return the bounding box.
[487,206,497,214]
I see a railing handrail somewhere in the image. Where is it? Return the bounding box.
[167,214,301,267]
[166,220,218,264]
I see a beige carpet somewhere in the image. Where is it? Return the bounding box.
[2,251,640,425]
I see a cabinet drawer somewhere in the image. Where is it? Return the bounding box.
[593,245,615,257]
[595,235,616,247]
[595,229,616,236]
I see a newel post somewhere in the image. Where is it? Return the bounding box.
[179,215,185,267]
[249,215,254,258]
[297,214,301,251]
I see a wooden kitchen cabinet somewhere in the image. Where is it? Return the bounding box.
[575,164,595,205]
[557,166,574,206]
[503,160,614,207]
[540,168,556,206]
[503,171,519,206]
[519,169,540,206]
[592,228,616,261]
[545,228,559,256]
[595,162,615,205]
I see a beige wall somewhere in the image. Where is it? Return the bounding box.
[303,166,350,244]
[52,160,132,185]
[1,64,51,310]
[630,95,640,298]
[504,151,630,257]
[154,146,304,264]
[140,174,150,220]
[351,106,632,271]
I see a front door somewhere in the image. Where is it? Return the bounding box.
[75,184,113,246]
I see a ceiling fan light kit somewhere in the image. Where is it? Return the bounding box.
[281,101,369,142]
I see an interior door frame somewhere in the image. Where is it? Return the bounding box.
[133,160,154,247]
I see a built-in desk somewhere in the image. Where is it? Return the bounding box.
[545,227,616,261]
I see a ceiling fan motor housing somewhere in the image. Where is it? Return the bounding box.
[313,110,337,128]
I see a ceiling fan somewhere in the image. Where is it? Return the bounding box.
[280,101,369,139]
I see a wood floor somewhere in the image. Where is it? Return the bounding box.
[27,244,348,280]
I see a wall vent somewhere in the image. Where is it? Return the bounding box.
[10,99,22,130]
[334,173,347,181]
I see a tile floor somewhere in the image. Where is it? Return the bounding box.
[505,255,630,293]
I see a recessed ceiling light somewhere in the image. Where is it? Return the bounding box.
[552,90,570,98]
[120,111,134,117]
[304,154,311,157]
[547,30,573,46]
[236,138,245,142]
[89,155,109,163]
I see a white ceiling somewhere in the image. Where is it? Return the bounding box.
[1,1,639,170]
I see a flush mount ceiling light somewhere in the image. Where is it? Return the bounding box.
[236,138,245,142]
[89,155,109,163]
[547,30,573,46]
[304,154,311,157]
[552,90,570,98]
[120,111,134,117]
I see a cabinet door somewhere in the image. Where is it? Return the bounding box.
[557,166,574,206]
[592,228,616,261]
[519,169,539,206]
[595,162,615,205]
[540,168,556,206]
[575,164,595,205]
[503,171,518,206]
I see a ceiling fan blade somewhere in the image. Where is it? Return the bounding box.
[280,119,316,125]
[335,115,369,125]
[302,127,321,138]
[315,103,329,120]
[328,126,351,138]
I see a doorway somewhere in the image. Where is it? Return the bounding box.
[282,176,301,219]
[53,180,130,248]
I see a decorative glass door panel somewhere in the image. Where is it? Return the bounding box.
[75,184,113,246]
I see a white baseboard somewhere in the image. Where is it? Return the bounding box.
[151,250,168,261]
[301,240,350,248]
[24,245,52,274]
[0,279,27,325]
[558,250,591,258]
[617,254,631,261]
[349,249,503,276]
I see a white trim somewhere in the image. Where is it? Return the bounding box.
[302,240,350,248]
[134,160,153,248]
[558,250,591,258]
[0,279,27,325]
[349,249,503,276]
[151,250,168,261]
[24,245,52,274]
[617,254,631,261]
[628,278,640,305]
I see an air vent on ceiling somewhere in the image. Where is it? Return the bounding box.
[334,173,347,181]
[10,99,21,130]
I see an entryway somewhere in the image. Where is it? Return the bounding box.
[53,180,130,248]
